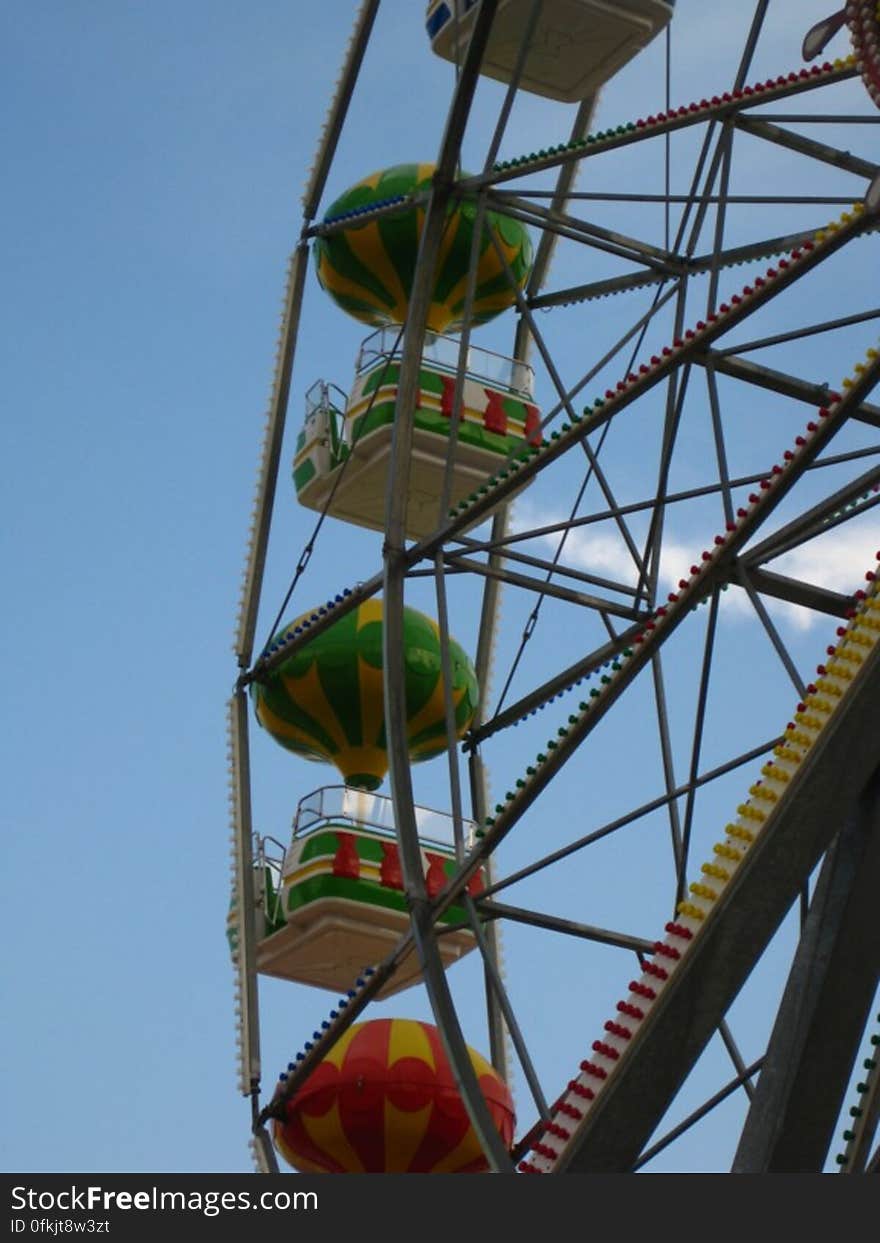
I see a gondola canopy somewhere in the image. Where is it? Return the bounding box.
[251,599,479,790]
[314,163,533,332]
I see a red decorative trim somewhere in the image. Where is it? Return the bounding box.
[483,389,508,435]
[331,832,361,879]
[439,374,456,418]
[379,841,404,890]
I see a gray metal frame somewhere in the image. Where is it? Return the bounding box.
[230,0,880,1175]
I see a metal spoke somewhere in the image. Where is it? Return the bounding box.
[480,737,782,901]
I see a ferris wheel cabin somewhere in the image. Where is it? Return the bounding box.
[426,0,675,102]
[236,787,485,999]
[294,329,541,539]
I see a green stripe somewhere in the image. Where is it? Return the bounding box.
[408,730,446,757]
[361,362,401,397]
[318,289,394,324]
[376,207,420,304]
[454,270,523,320]
[253,685,340,759]
[315,233,398,314]
[374,163,427,199]
[313,606,362,745]
[293,456,318,492]
[262,869,287,935]
[495,210,533,255]
[433,208,481,304]
[402,610,442,721]
[349,398,526,458]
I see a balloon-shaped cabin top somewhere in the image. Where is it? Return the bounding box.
[273,1017,515,1173]
[250,599,479,791]
[313,163,533,333]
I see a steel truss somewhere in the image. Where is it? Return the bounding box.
[229,0,880,1174]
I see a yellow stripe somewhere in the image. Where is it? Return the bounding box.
[408,680,464,755]
[466,1046,496,1080]
[358,599,384,627]
[301,1100,366,1173]
[429,1115,488,1173]
[254,697,329,759]
[359,656,385,755]
[272,1122,327,1174]
[383,1099,433,1171]
[323,1021,362,1071]
[279,662,351,752]
[344,220,410,321]
[284,858,382,886]
[332,744,388,785]
[356,601,385,750]
[389,1018,435,1070]
[435,206,463,287]
[382,1022,439,1170]
[442,242,506,317]
[315,254,393,324]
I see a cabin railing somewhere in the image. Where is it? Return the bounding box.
[291,784,477,851]
[355,327,534,398]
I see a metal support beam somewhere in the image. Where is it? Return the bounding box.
[449,532,641,597]
[381,0,514,1173]
[838,1010,880,1174]
[732,768,880,1172]
[743,461,880,568]
[702,352,880,430]
[438,553,644,618]
[553,636,880,1171]
[467,88,597,1082]
[467,623,644,746]
[251,1126,279,1175]
[480,737,781,901]
[528,226,822,312]
[465,62,858,193]
[711,307,880,359]
[478,899,654,955]
[745,565,855,618]
[468,508,513,1079]
[299,0,381,220]
[228,692,262,1095]
[234,244,309,666]
[490,191,681,272]
[735,114,880,183]
[635,1057,763,1170]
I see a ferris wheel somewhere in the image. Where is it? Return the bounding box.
[227,0,880,1175]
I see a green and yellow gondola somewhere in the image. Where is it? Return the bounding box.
[250,598,479,791]
[314,163,533,332]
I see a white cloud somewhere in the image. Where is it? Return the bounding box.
[757,522,879,630]
[508,498,878,633]
[509,495,642,584]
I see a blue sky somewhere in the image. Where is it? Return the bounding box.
[4,0,878,1174]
